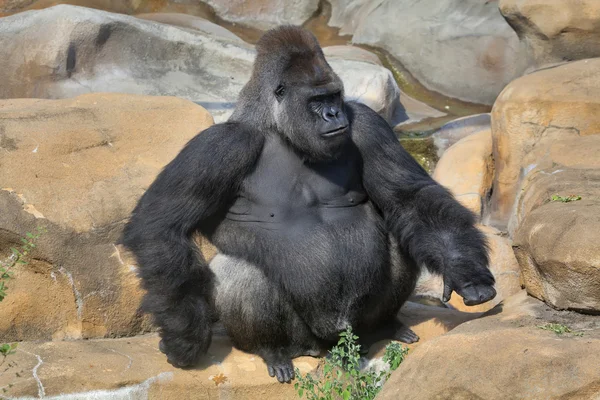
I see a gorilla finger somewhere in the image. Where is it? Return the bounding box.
[268,365,275,377]
[442,281,453,302]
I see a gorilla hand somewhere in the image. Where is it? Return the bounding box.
[442,264,496,306]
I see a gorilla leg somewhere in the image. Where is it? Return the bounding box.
[210,254,324,383]
[357,237,421,350]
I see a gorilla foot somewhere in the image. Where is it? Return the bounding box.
[267,359,295,383]
[393,324,419,344]
[259,349,295,383]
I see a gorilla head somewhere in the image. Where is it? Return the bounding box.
[233,26,350,161]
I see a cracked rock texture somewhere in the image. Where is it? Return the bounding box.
[0,93,214,341]
[488,58,600,230]
[379,291,600,400]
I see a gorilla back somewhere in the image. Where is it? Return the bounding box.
[122,25,496,384]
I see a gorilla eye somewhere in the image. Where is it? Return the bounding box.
[275,85,285,99]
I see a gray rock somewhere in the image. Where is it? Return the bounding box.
[432,113,491,157]
[0,5,406,124]
[0,5,255,122]
[203,0,319,30]
[329,0,528,105]
[135,13,244,42]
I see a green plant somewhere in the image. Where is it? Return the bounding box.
[0,226,46,302]
[550,194,582,203]
[0,343,17,357]
[538,323,583,336]
[294,327,409,400]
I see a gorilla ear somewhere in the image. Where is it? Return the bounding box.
[274,84,286,101]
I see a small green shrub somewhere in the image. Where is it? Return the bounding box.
[294,327,409,400]
[550,194,582,203]
[538,323,583,336]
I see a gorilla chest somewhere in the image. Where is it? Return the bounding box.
[226,138,367,226]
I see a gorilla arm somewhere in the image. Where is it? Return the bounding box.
[121,123,264,367]
[348,102,496,306]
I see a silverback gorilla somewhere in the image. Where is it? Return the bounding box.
[122,26,496,383]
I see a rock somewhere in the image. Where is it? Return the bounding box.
[202,0,319,30]
[398,302,481,344]
[0,5,401,123]
[379,291,600,400]
[323,45,382,65]
[415,226,522,314]
[0,93,214,341]
[511,135,600,314]
[0,302,480,399]
[500,0,600,70]
[395,96,447,129]
[329,0,527,105]
[432,113,491,157]
[135,13,244,42]
[0,5,255,122]
[328,58,401,124]
[0,333,320,400]
[433,129,494,217]
[489,58,600,229]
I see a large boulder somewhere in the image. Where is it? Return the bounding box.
[489,58,600,230]
[0,93,214,341]
[0,5,255,123]
[202,0,319,30]
[512,135,600,314]
[328,0,527,105]
[500,0,600,70]
[379,291,600,399]
[0,5,405,124]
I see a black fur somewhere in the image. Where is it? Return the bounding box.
[122,25,495,382]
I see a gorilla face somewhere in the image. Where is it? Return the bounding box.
[272,54,350,162]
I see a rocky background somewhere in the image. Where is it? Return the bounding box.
[0,1,599,399]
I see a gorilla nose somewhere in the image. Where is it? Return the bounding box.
[322,106,340,122]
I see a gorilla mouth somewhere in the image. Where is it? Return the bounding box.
[321,126,348,138]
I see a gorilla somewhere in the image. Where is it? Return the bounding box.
[122,26,496,383]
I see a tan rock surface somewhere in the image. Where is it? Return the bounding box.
[0,93,214,341]
[511,135,600,313]
[501,0,600,70]
[0,302,479,399]
[379,291,600,400]
[489,58,600,229]
[433,129,494,217]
